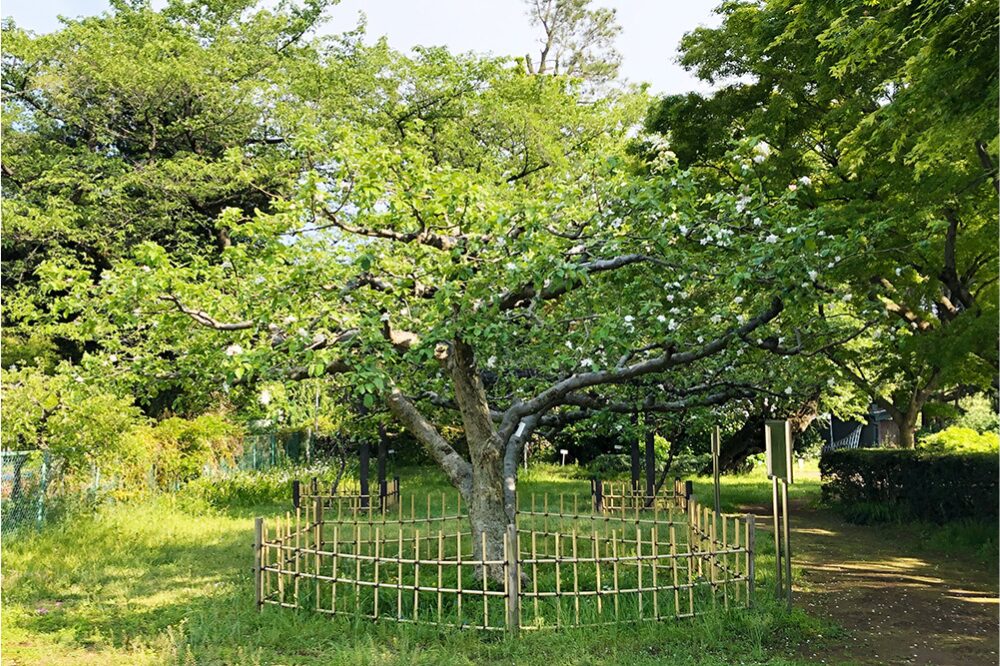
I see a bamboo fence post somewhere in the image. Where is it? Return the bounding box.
[747,513,756,607]
[571,528,580,625]
[722,517,729,609]
[531,530,540,622]
[396,529,404,618]
[293,508,301,609]
[555,532,562,627]
[481,531,489,628]
[332,524,339,613]
[709,508,716,608]
[669,523,680,617]
[254,517,263,611]
[593,530,602,616]
[355,525,362,613]
[611,530,620,621]
[457,530,463,622]
[373,527,381,619]
[262,520,271,606]
[505,524,520,632]
[437,530,444,623]
[651,526,659,620]
[732,516,741,604]
[315,499,322,610]
[413,530,421,621]
[636,526,643,619]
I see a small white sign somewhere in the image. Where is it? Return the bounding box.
[559,449,569,456]
[515,422,527,438]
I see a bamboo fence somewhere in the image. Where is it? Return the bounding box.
[254,484,755,631]
[293,475,401,511]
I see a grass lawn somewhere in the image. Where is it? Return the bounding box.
[2,464,837,665]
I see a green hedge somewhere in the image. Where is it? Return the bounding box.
[820,449,998,523]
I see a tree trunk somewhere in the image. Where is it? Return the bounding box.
[466,433,513,583]
[893,409,920,449]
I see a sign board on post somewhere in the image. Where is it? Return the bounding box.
[764,419,793,484]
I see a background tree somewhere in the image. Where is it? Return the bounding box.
[647,0,999,447]
[523,0,621,87]
[1,0,330,383]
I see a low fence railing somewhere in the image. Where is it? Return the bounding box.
[292,475,401,512]
[254,485,755,630]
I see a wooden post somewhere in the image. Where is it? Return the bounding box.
[711,427,721,515]
[772,476,782,598]
[505,524,520,632]
[359,441,370,509]
[292,480,300,509]
[630,426,641,498]
[254,517,263,610]
[377,425,388,511]
[645,427,656,504]
[781,478,792,610]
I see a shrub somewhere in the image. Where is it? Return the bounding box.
[919,426,999,454]
[820,448,998,523]
[954,394,1000,434]
[585,453,631,479]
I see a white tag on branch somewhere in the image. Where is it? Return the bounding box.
[515,422,526,438]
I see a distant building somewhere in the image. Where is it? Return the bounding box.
[823,404,898,453]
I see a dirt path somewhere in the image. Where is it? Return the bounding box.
[744,502,998,666]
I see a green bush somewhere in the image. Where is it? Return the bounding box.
[820,448,998,523]
[584,453,630,479]
[954,394,1000,434]
[920,426,999,454]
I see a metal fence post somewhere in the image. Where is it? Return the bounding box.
[505,523,520,632]
[36,452,50,528]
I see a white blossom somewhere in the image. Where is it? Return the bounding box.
[225,344,244,357]
[784,386,793,395]
[656,314,667,323]
[624,315,634,323]
[486,356,497,369]
[678,224,688,235]
[710,314,722,324]
[734,296,744,304]
[753,217,763,227]
[668,319,679,331]
[842,293,853,302]
[259,389,272,406]
[667,294,675,302]
[565,341,573,350]
[788,183,798,191]
[808,270,819,281]
[580,358,594,368]
[765,234,779,244]
[827,377,836,386]
[798,176,812,187]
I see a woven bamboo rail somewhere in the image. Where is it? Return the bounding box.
[253,482,755,631]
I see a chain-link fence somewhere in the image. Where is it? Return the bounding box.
[1,431,309,541]
[1,450,52,534]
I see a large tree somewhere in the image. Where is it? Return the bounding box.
[648,0,999,447]
[29,18,819,578]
